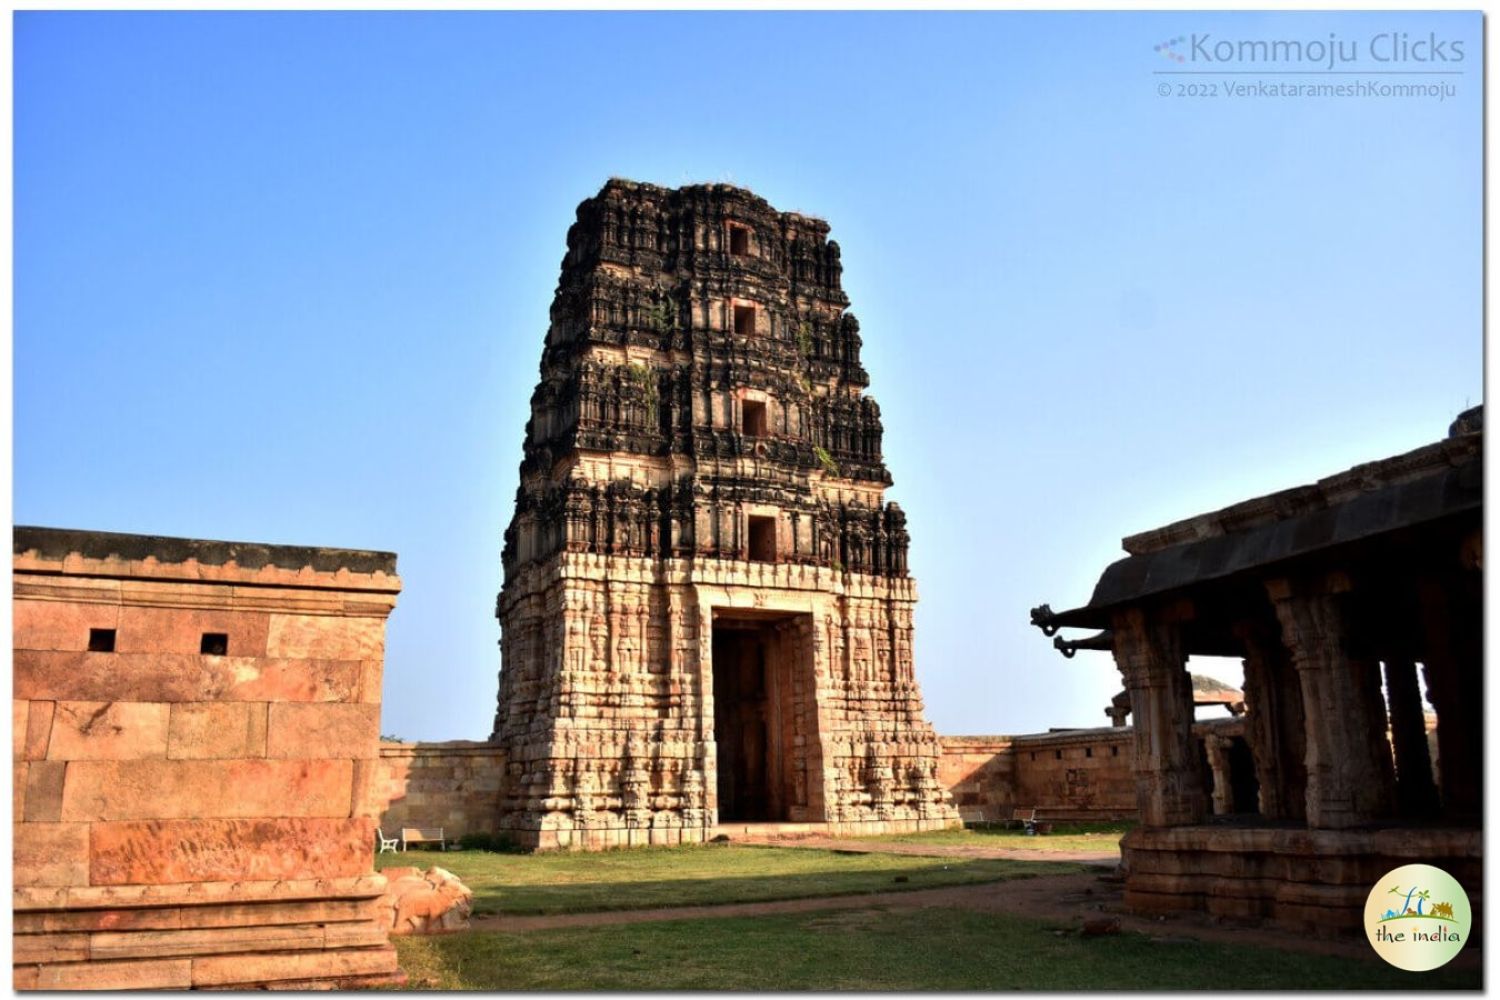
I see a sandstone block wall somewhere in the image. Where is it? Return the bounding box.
[937,736,1015,822]
[939,729,1137,823]
[375,741,508,841]
[12,527,402,990]
[374,725,1141,839]
[1009,729,1137,820]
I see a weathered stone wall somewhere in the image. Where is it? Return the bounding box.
[939,729,1136,823]
[371,725,1137,840]
[1009,729,1138,820]
[12,527,402,990]
[375,741,508,840]
[937,736,1015,822]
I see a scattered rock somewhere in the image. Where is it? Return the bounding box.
[377,866,473,935]
[1081,916,1121,937]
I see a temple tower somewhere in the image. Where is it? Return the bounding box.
[492,179,959,849]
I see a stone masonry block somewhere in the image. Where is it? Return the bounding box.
[24,760,67,821]
[265,614,386,661]
[24,700,55,760]
[115,606,271,657]
[14,699,29,759]
[14,650,363,704]
[34,958,194,990]
[13,931,90,964]
[14,821,90,887]
[188,945,399,987]
[14,599,121,652]
[90,816,375,885]
[47,701,170,761]
[60,759,355,821]
[167,702,269,759]
[267,703,379,760]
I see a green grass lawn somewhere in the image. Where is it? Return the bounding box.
[391,905,1482,990]
[377,843,1084,916]
[862,820,1131,854]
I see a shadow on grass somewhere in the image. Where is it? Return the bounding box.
[476,857,1081,915]
[379,846,1083,916]
[392,905,1484,990]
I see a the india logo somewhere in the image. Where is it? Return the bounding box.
[1364,864,1472,972]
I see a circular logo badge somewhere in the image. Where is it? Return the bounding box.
[1364,864,1472,972]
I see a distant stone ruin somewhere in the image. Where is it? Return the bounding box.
[490,179,960,849]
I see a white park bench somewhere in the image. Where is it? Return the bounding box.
[1012,808,1056,835]
[1014,807,1039,836]
[400,826,447,852]
[376,827,401,853]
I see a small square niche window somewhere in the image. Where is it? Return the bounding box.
[1054,750,1063,760]
[200,632,229,656]
[1085,746,1093,758]
[748,516,777,563]
[734,304,756,337]
[728,224,751,257]
[742,399,768,438]
[88,628,116,653]
[1111,745,1120,757]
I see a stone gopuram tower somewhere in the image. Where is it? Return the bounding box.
[492,179,959,849]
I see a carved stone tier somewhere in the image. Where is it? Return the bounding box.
[1122,825,1482,935]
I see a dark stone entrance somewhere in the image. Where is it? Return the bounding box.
[711,612,810,823]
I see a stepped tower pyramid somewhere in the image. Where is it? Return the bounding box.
[492,179,960,849]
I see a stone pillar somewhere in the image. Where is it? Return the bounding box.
[1267,573,1395,830]
[1110,608,1205,827]
[1234,618,1307,822]
[1383,658,1440,818]
[1417,575,1482,821]
[1203,733,1233,816]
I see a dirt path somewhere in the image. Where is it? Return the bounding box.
[730,834,1121,864]
[468,869,1479,970]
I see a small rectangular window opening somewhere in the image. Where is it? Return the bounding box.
[728,224,751,257]
[1054,750,1063,760]
[88,628,116,653]
[1085,746,1093,758]
[748,516,776,563]
[1111,745,1120,757]
[201,632,229,656]
[734,304,756,337]
[742,399,768,438]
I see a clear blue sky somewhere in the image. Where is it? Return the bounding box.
[16,11,1481,741]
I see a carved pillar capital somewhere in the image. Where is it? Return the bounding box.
[1112,607,1184,690]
